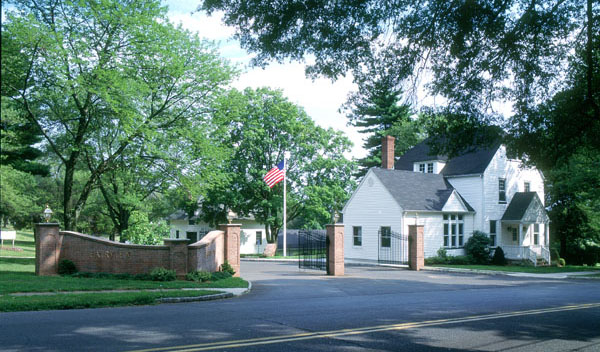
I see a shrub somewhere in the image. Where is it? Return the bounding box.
[149,267,176,281]
[551,248,560,261]
[210,271,232,281]
[220,261,236,275]
[186,270,211,282]
[465,231,491,264]
[437,247,448,260]
[121,211,169,245]
[445,255,472,265]
[491,247,507,266]
[558,258,566,267]
[58,259,78,275]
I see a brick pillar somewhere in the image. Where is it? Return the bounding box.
[219,224,241,277]
[381,135,395,169]
[409,225,424,271]
[35,223,61,276]
[164,238,189,279]
[326,224,344,276]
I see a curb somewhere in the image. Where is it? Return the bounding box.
[241,258,299,263]
[157,292,233,303]
[424,266,512,276]
[157,280,252,303]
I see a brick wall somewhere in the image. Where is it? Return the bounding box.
[35,223,241,277]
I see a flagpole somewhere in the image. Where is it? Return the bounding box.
[283,154,287,257]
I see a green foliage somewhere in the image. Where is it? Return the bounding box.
[149,267,176,282]
[57,260,77,276]
[2,0,235,230]
[203,87,356,243]
[0,165,40,228]
[220,261,236,275]
[437,248,448,260]
[210,271,233,281]
[558,258,566,267]
[121,211,169,245]
[464,231,491,265]
[425,255,471,265]
[186,270,212,282]
[551,249,560,261]
[491,247,507,266]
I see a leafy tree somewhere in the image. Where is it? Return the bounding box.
[202,88,356,247]
[3,0,235,230]
[0,165,39,228]
[121,211,169,245]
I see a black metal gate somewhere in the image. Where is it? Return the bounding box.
[378,229,408,264]
[298,230,328,271]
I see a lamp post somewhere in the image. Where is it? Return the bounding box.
[43,205,53,223]
[332,210,340,224]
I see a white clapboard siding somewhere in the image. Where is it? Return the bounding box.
[343,169,403,262]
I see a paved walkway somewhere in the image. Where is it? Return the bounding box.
[7,285,251,297]
[425,266,599,279]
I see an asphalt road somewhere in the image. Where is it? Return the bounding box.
[2,262,600,352]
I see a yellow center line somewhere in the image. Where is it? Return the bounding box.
[126,302,600,352]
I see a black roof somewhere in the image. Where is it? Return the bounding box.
[501,192,547,222]
[372,168,474,211]
[394,139,500,176]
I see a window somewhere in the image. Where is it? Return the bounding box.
[175,230,180,239]
[419,163,425,173]
[499,178,506,203]
[256,231,262,245]
[427,163,434,173]
[533,224,539,245]
[353,227,362,246]
[443,214,464,248]
[524,182,531,192]
[188,219,196,225]
[380,226,391,248]
[512,228,518,242]
[489,221,497,247]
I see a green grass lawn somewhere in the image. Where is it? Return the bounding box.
[432,264,600,274]
[0,289,220,312]
[0,257,248,294]
[0,229,36,257]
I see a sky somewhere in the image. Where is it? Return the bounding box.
[164,0,367,158]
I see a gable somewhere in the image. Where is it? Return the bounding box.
[442,191,469,212]
[501,192,549,223]
[342,169,402,214]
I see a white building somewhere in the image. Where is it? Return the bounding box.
[342,136,550,265]
[168,211,267,255]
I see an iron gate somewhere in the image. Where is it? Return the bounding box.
[298,230,328,271]
[378,228,408,264]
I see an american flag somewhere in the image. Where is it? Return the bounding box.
[263,160,285,188]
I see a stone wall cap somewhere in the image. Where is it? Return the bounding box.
[163,239,190,243]
[59,231,169,250]
[35,223,61,226]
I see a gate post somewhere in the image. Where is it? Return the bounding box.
[35,223,61,276]
[408,225,424,271]
[219,224,241,277]
[326,224,344,276]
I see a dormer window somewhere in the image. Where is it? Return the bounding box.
[427,163,434,173]
[419,163,425,173]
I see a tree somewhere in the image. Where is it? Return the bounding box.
[343,68,425,177]
[201,0,597,154]
[202,88,356,248]
[3,0,235,230]
[0,165,39,228]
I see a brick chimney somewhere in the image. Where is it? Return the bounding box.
[381,135,395,169]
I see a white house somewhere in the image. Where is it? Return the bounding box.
[342,136,550,265]
[168,211,267,255]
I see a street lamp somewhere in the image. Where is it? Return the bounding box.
[332,210,340,224]
[43,205,53,223]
